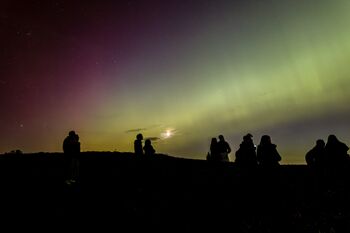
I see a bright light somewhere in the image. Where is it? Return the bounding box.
[161,129,175,139]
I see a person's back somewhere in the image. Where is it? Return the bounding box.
[143,139,155,156]
[134,133,144,156]
[236,142,257,166]
[257,135,281,168]
[73,134,81,158]
[235,134,257,167]
[209,138,219,161]
[63,136,71,154]
[217,135,231,162]
[63,131,78,155]
[62,130,80,185]
[305,139,325,167]
[325,135,349,167]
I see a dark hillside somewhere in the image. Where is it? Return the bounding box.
[0,152,349,232]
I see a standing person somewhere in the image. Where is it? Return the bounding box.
[235,133,257,167]
[143,139,156,156]
[324,135,349,167]
[305,139,325,167]
[305,139,326,195]
[208,137,219,161]
[63,130,81,185]
[257,135,281,168]
[134,133,144,156]
[217,135,231,162]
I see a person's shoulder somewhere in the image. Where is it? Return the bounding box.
[63,136,70,143]
[306,148,313,155]
[341,142,349,149]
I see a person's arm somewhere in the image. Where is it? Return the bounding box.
[134,141,137,153]
[227,142,231,153]
[63,138,67,153]
[275,148,282,162]
[305,151,311,165]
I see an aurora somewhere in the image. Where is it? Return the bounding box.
[1,0,350,164]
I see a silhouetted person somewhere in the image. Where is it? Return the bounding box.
[63,130,81,185]
[235,133,258,167]
[134,133,143,156]
[324,135,349,167]
[305,139,326,196]
[207,137,219,161]
[144,139,155,156]
[305,139,325,167]
[257,135,281,168]
[217,135,231,162]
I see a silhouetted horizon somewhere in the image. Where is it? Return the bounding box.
[0,150,349,231]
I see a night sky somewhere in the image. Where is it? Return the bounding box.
[1,0,350,163]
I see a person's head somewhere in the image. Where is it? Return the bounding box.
[218,135,224,141]
[69,130,76,137]
[260,135,271,145]
[145,139,151,146]
[211,138,217,144]
[327,134,338,144]
[316,139,325,148]
[136,133,143,140]
[243,133,253,143]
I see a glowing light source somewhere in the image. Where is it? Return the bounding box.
[161,129,175,139]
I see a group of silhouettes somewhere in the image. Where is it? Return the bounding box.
[207,134,282,168]
[207,135,232,162]
[207,133,350,169]
[134,133,156,156]
[305,134,349,169]
[62,130,349,184]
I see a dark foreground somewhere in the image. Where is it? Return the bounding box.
[0,152,349,232]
